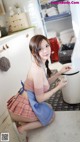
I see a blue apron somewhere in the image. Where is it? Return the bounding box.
[18,81,54,126]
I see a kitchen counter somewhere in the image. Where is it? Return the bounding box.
[0,27,36,142]
[0,27,35,46]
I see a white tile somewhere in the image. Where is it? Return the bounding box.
[28,111,80,142]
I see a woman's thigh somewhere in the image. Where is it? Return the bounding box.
[9,111,38,123]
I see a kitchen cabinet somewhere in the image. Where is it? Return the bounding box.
[0,27,35,141]
[38,0,73,39]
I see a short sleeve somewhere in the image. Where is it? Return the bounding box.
[32,68,44,96]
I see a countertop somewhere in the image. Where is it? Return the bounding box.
[0,27,35,46]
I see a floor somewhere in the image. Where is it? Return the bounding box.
[28,62,80,142]
[46,88,80,111]
[28,111,80,142]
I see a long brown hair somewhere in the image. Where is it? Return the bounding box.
[29,35,49,63]
[29,35,52,77]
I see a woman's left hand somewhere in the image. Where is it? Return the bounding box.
[59,66,71,75]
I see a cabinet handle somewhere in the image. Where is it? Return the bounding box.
[5,44,9,49]
[26,34,29,38]
[0,44,9,53]
[0,46,5,53]
[3,46,6,50]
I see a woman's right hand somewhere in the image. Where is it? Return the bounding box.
[57,79,67,89]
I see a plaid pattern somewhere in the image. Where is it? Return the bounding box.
[7,94,37,120]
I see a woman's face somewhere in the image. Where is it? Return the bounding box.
[39,39,51,63]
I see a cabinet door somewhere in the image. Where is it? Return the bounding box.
[0,29,35,118]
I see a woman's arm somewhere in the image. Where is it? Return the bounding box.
[36,79,67,103]
[48,71,61,85]
[48,65,71,85]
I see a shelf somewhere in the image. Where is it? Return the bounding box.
[44,12,71,22]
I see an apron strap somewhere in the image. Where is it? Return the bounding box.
[18,81,25,95]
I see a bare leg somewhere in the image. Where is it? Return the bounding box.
[18,121,43,133]
[18,113,55,134]
[9,108,55,134]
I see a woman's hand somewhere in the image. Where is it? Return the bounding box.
[57,79,67,89]
[59,66,71,75]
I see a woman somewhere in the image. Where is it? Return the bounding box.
[7,35,71,134]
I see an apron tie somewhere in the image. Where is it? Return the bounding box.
[18,81,25,94]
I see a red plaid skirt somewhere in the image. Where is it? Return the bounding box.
[7,94,37,120]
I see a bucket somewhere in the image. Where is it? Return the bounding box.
[62,68,80,104]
